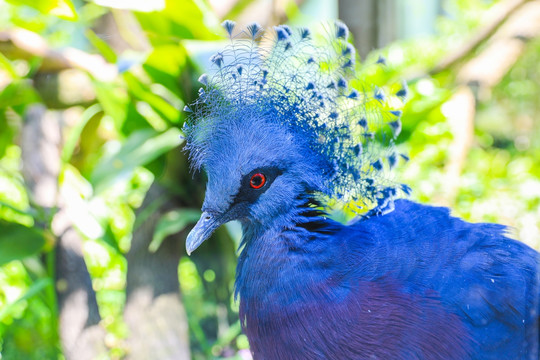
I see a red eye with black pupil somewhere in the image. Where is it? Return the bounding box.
[250,173,266,189]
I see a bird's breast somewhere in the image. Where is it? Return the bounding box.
[238,267,472,360]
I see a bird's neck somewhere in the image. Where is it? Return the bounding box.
[235,196,343,306]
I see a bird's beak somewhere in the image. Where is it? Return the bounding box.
[186,211,225,255]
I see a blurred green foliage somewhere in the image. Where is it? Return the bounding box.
[0,0,539,359]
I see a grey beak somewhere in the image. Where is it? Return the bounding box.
[186,211,224,255]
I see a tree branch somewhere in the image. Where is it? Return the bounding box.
[457,0,540,93]
[431,0,532,75]
[432,1,540,203]
[0,28,117,81]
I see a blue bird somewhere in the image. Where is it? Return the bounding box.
[184,20,539,360]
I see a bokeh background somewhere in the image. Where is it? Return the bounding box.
[0,0,539,359]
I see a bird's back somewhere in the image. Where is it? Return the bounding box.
[344,200,540,359]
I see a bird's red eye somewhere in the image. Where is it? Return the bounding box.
[250,173,266,189]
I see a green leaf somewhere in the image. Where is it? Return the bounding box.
[0,278,52,322]
[0,112,17,159]
[135,0,220,44]
[149,208,200,252]
[0,201,37,218]
[123,72,180,126]
[91,128,183,193]
[6,0,78,20]
[99,224,122,254]
[143,44,187,95]
[94,82,129,129]
[133,193,168,231]
[85,29,117,63]
[212,320,242,348]
[0,221,45,266]
[0,80,40,109]
[94,81,151,133]
[0,53,17,78]
[61,104,102,163]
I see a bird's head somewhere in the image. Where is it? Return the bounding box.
[184,21,408,254]
[184,105,326,254]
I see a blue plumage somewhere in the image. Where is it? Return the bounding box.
[185,21,539,359]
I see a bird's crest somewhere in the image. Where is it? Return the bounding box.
[184,20,409,214]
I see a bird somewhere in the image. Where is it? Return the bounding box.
[183,20,539,360]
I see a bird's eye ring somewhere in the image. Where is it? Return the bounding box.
[250,173,266,189]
